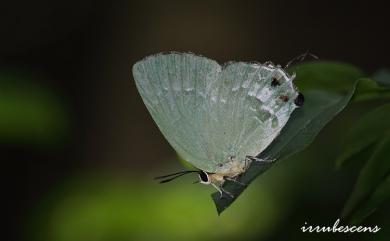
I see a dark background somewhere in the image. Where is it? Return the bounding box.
[2,1,389,241]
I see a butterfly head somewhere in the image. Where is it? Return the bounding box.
[198,170,210,184]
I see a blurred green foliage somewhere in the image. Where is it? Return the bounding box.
[0,72,68,145]
[7,64,387,240]
[339,104,390,224]
[29,170,297,241]
[336,104,390,168]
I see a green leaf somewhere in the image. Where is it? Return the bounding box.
[351,69,390,102]
[336,104,390,168]
[289,62,390,102]
[212,61,363,214]
[348,174,390,225]
[352,77,390,102]
[288,61,364,92]
[336,102,390,225]
[342,132,390,224]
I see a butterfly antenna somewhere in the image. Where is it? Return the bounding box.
[154,170,198,179]
[154,170,199,183]
[285,51,319,69]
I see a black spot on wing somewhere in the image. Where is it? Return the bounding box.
[271,77,280,87]
[279,95,289,102]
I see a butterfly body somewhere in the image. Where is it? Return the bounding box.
[209,155,248,180]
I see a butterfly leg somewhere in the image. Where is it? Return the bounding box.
[224,177,246,186]
[211,183,223,197]
[221,188,234,199]
[244,156,251,168]
[246,156,275,163]
[211,183,234,199]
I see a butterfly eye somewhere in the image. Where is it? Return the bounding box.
[199,171,209,183]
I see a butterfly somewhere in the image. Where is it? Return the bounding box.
[132,52,304,197]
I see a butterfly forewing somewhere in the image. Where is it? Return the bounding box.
[133,53,221,171]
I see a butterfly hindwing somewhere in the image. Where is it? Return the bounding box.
[217,62,298,161]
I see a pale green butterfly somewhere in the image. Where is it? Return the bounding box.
[132,52,304,197]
